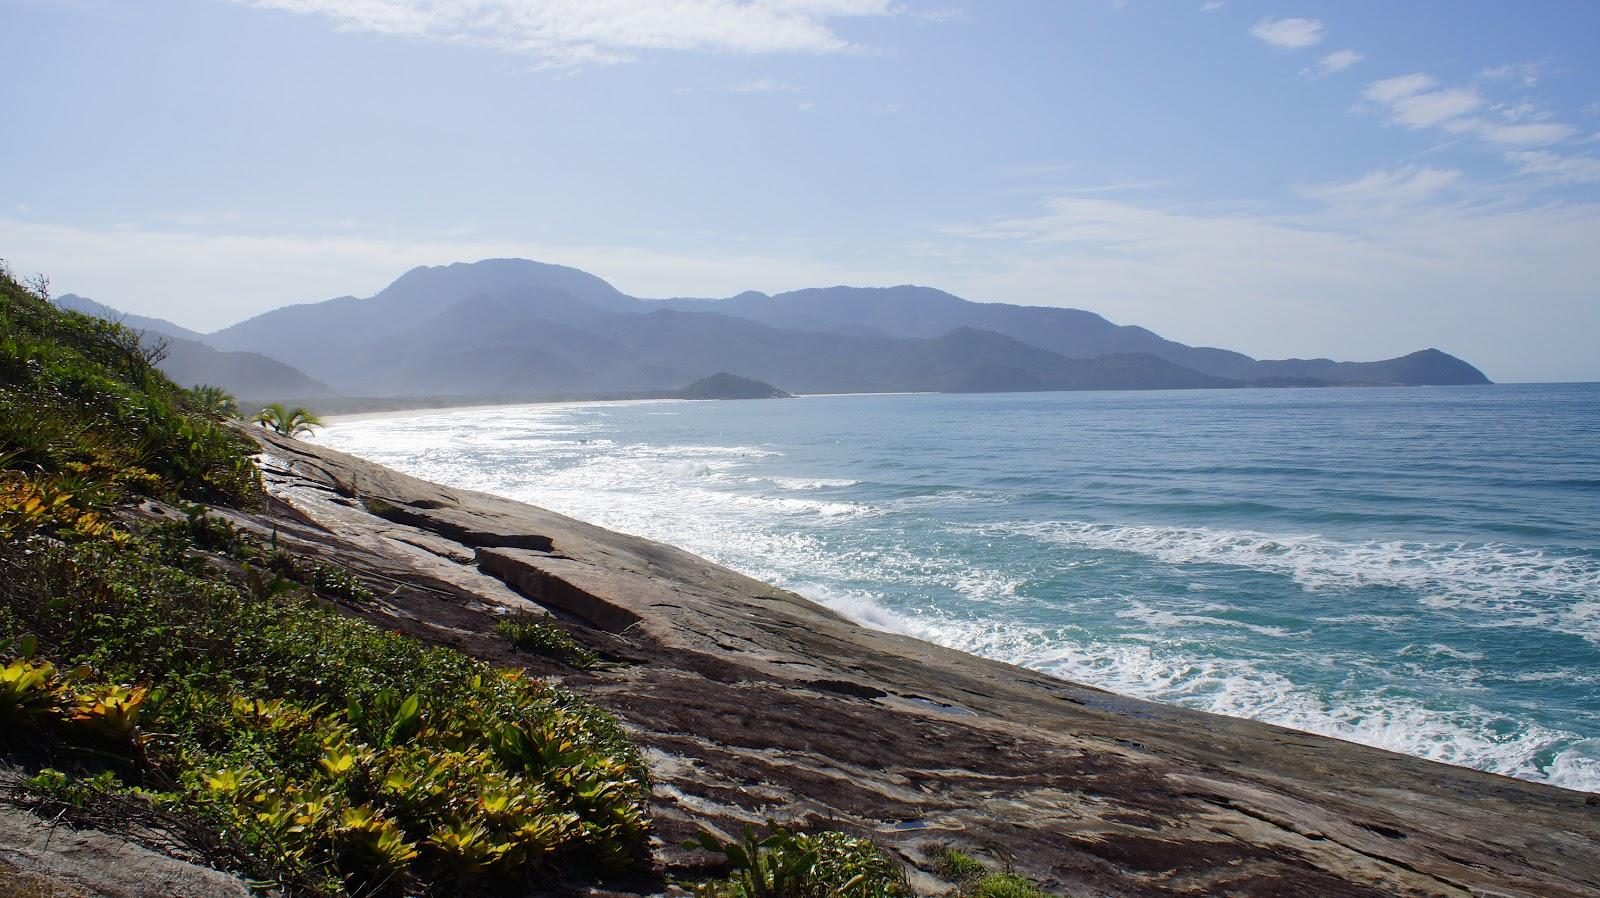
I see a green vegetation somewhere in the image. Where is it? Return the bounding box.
[188,383,240,418]
[929,846,1050,898]
[0,265,647,895]
[253,401,324,437]
[495,614,600,669]
[930,846,986,882]
[689,824,909,898]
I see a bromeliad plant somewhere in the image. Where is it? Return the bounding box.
[0,656,67,726]
[689,824,910,898]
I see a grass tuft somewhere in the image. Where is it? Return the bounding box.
[929,845,1051,898]
[495,614,600,669]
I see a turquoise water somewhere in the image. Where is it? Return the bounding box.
[315,384,1600,791]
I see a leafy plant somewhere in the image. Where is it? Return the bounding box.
[71,683,148,740]
[495,614,599,669]
[252,402,324,438]
[689,824,908,898]
[0,656,67,727]
[188,384,239,418]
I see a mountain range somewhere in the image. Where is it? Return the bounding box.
[59,258,1491,400]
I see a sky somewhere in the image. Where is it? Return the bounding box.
[3,1,1599,382]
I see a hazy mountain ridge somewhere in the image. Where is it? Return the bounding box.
[54,294,341,400]
[89,259,1492,397]
[647,285,1488,386]
[56,293,209,342]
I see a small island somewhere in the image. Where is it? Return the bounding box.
[678,372,793,400]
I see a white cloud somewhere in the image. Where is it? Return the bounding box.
[1250,17,1324,50]
[1355,73,1590,186]
[1504,150,1600,184]
[729,77,799,93]
[235,0,902,66]
[1202,1,1223,10]
[1479,62,1542,88]
[1303,49,1362,77]
[1363,73,1436,104]
[1476,122,1579,146]
[797,99,816,111]
[1299,165,1461,208]
[1387,87,1482,129]
[1363,75,1481,130]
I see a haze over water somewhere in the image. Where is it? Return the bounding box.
[316,384,1600,792]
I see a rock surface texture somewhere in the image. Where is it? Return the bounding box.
[17,428,1590,897]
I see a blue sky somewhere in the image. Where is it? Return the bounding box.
[3,1,1598,381]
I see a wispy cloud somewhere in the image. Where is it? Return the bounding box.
[729,77,800,93]
[1056,180,1167,194]
[1303,49,1362,78]
[1250,17,1324,50]
[1504,150,1600,184]
[1362,74,1481,130]
[1299,165,1461,208]
[1201,1,1223,11]
[1363,73,1436,104]
[234,0,904,66]
[1479,62,1543,88]
[1476,122,1579,146]
[1360,72,1583,157]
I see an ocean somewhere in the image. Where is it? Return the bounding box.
[312,383,1600,792]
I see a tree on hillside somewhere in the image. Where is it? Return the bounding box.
[189,384,239,418]
[252,402,322,438]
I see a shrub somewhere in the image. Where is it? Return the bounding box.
[253,402,323,438]
[931,845,987,883]
[188,384,239,418]
[689,823,909,898]
[930,845,1050,898]
[968,873,1048,898]
[495,614,599,669]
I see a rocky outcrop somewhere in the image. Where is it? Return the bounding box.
[679,373,793,400]
[231,429,1600,898]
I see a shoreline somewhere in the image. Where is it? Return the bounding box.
[318,395,687,425]
[292,381,1555,426]
[248,426,1600,896]
[309,401,1598,796]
